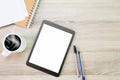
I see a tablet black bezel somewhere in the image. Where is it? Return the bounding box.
[26,20,75,77]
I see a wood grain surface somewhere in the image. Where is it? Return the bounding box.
[0,0,120,80]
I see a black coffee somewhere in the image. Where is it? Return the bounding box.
[4,34,21,51]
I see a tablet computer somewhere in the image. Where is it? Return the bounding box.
[26,20,75,77]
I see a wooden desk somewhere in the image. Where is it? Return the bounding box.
[0,0,120,79]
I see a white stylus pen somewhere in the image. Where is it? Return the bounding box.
[73,45,80,77]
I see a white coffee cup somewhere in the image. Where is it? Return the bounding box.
[1,33,26,57]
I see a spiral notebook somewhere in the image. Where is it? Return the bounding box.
[15,0,40,28]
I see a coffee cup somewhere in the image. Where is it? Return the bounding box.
[1,33,26,56]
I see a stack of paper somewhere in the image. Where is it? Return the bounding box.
[0,0,28,27]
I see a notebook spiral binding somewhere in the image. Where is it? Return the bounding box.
[27,0,41,28]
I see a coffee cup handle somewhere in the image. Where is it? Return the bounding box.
[1,50,11,57]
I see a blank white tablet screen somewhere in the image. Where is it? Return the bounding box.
[29,24,72,73]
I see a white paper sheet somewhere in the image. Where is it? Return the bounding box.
[0,0,28,27]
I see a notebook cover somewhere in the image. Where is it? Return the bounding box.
[15,0,36,28]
